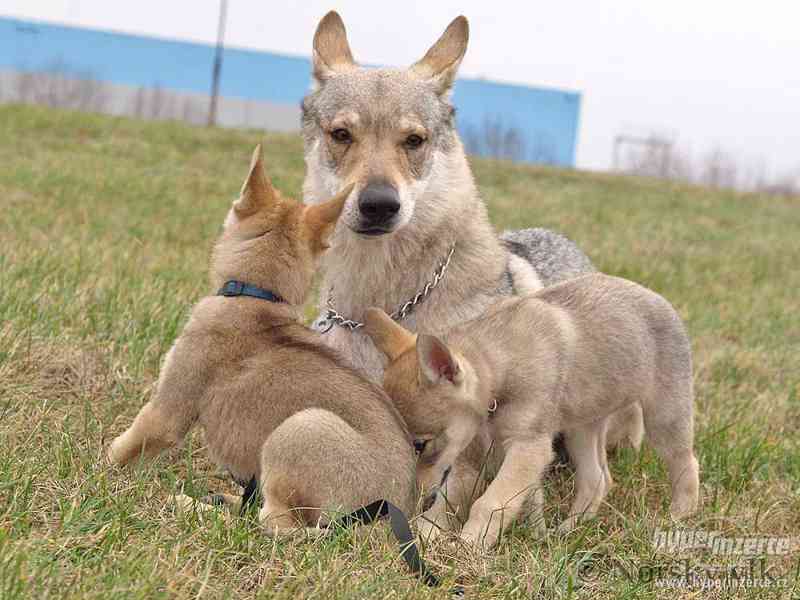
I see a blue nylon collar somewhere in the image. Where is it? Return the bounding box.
[217,280,286,304]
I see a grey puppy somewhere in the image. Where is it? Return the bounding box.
[365,273,700,548]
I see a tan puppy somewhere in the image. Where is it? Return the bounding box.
[364,273,700,548]
[108,146,416,534]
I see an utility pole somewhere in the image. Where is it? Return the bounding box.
[207,0,228,127]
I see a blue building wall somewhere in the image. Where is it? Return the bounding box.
[1,17,581,166]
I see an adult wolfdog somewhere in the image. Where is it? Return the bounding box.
[301,13,643,485]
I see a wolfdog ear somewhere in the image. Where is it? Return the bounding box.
[417,334,463,385]
[364,308,416,362]
[312,11,355,85]
[233,144,277,217]
[304,183,354,249]
[410,16,469,96]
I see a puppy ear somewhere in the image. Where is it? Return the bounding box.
[364,308,416,362]
[233,144,277,217]
[312,11,355,85]
[417,334,462,385]
[304,183,354,249]
[410,16,468,96]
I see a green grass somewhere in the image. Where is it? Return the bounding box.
[1,103,799,599]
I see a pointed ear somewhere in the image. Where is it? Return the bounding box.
[304,183,354,250]
[364,308,417,362]
[410,16,468,96]
[233,144,277,217]
[417,334,462,385]
[312,11,355,85]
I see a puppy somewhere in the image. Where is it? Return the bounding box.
[108,145,416,534]
[364,273,700,548]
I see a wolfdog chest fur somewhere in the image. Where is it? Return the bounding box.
[315,224,593,381]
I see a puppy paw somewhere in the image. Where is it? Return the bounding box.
[106,437,124,466]
[174,493,220,517]
[459,520,495,550]
[107,433,139,467]
[174,493,198,513]
[527,515,548,538]
[416,517,444,543]
[669,498,699,520]
[557,516,580,534]
[105,446,117,466]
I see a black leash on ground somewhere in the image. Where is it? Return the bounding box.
[237,476,462,595]
[239,475,259,517]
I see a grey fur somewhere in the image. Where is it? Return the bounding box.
[496,262,515,296]
[501,228,595,287]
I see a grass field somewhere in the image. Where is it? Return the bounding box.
[1,103,798,599]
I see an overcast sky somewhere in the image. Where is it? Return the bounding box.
[5,0,800,177]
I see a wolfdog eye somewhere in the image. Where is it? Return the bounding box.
[413,439,428,454]
[330,128,352,144]
[404,134,425,149]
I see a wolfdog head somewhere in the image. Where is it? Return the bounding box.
[212,145,352,304]
[301,12,470,239]
[363,308,483,498]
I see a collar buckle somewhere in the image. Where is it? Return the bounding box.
[221,280,245,296]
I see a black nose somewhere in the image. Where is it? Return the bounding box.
[358,182,400,226]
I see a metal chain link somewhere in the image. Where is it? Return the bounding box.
[322,243,456,332]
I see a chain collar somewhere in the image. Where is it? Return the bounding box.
[320,243,456,333]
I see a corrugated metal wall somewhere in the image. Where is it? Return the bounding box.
[1,17,580,166]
